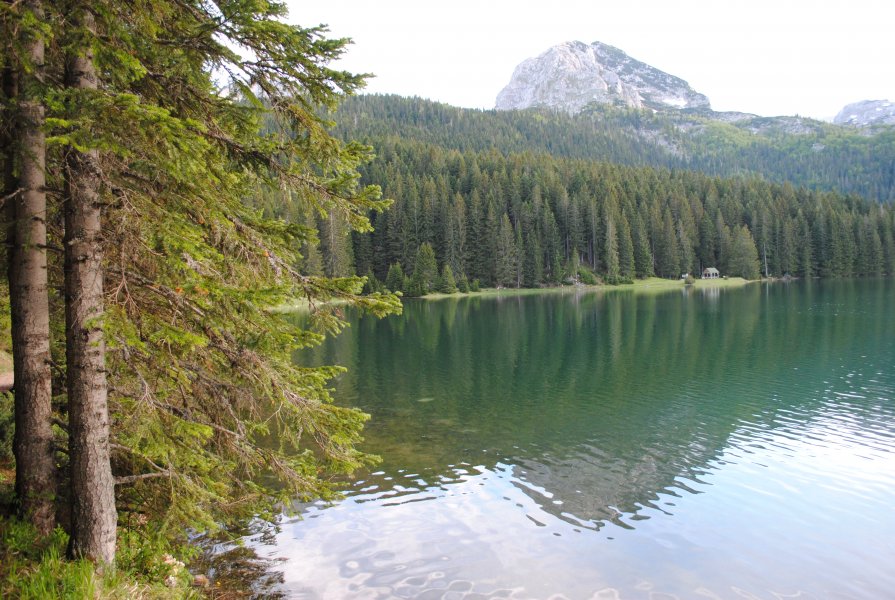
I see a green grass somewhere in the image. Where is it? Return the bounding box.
[275,276,758,310]
[619,276,754,293]
[422,286,579,300]
[420,276,755,300]
[0,517,199,599]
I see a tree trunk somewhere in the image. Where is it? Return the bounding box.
[64,5,116,565]
[6,0,56,537]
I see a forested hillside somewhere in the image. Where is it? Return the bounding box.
[332,95,895,203]
[255,137,895,293]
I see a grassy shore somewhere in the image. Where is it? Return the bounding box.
[422,276,754,300]
[616,276,754,292]
[274,276,757,311]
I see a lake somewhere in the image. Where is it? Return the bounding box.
[256,280,895,599]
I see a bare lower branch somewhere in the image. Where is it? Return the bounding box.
[115,471,172,486]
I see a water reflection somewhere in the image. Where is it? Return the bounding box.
[261,280,895,599]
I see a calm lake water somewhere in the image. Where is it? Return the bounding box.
[258,280,895,599]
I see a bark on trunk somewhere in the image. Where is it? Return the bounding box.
[6,0,56,537]
[64,6,116,565]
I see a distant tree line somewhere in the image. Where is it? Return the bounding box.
[253,138,895,293]
[332,95,895,204]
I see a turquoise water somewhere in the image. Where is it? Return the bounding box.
[261,280,895,599]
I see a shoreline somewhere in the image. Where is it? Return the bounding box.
[273,276,758,312]
[419,276,756,300]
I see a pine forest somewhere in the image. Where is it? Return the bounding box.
[0,1,893,597]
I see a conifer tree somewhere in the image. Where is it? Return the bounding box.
[319,209,356,277]
[385,262,405,293]
[410,243,438,295]
[2,0,401,558]
[618,218,635,279]
[4,0,55,537]
[63,1,116,563]
[445,193,466,277]
[495,214,517,287]
[655,209,680,278]
[728,225,761,279]
[677,221,695,276]
[630,211,654,278]
[438,264,458,294]
[603,205,620,280]
[778,218,796,275]
[879,213,895,275]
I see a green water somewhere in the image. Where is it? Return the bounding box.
[259,280,895,599]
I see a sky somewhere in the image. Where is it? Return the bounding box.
[286,0,894,121]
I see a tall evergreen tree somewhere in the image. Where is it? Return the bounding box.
[677,221,695,276]
[495,213,517,287]
[2,0,402,565]
[438,264,458,294]
[319,209,355,277]
[618,217,635,279]
[603,206,620,279]
[5,0,55,537]
[630,210,654,278]
[63,1,117,563]
[385,262,405,293]
[654,209,680,278]
[445,193,467,277]
[728,225,761,279]
[409,242,438,295]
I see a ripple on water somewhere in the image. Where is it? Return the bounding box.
[253,280,895,599]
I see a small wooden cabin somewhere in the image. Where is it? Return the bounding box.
[702,267,720,279]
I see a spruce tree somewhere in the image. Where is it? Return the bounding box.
[410,243,438,295]
[438,264,458,294]
[729,225,761,279]
[64,1,116,563]
[603,207,620,280]
[631,211,654,278]
[4,0,55,537]
[2,0,401,557]
[495,214,517,287]
[618,218,635,279]
[385,262,406,293]
[655,210,680,278]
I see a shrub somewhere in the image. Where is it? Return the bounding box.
[577,267,598,285]
[385,262,405,293]
[604,275,634,285]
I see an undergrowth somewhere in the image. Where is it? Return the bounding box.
[0,517,201,599]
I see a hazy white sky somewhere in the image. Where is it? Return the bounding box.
[287,0,894,120]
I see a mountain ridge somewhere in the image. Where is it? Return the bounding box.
[496,41,711,113]
[496,40,889,132]
[834,100,895,127]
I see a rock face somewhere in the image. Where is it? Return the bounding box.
[833,100,895,127]
[496,41,711,113]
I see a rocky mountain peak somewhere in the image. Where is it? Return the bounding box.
[495,41,711,114]
[833,100,895,127]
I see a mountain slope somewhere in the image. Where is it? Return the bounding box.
[834,100,895,127]
[333,95,895,203]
